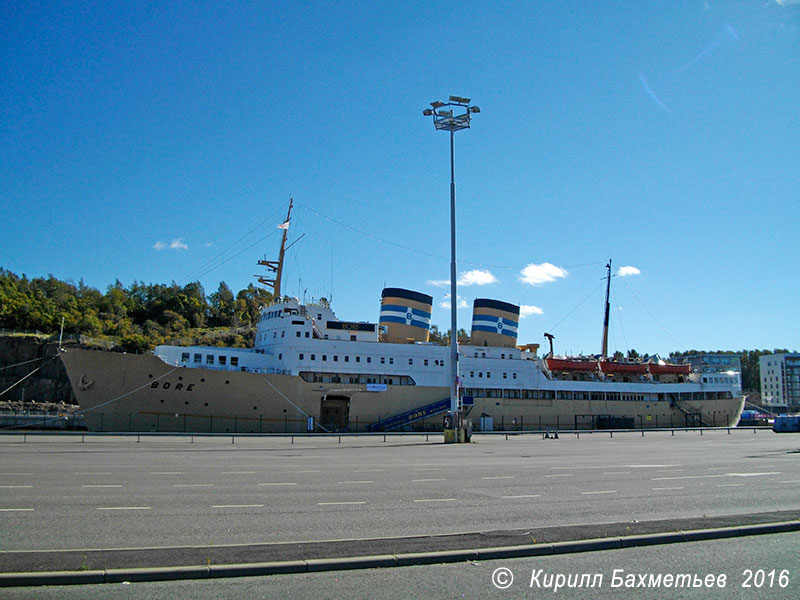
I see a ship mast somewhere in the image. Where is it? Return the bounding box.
[257,199,293,301]
[601,259,611,358]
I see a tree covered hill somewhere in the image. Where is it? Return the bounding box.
[0,268,273,352]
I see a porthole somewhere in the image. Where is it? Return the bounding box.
[160,399,164,403]
[253,406,257,410]
[184,401,189,405]
[178,376,183,381]
[200,378,205,382]
[225,380,230,384]
[148,374,153,378]
[204,402,208,407]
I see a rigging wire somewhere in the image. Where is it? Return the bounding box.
[177,203,288,285]
[0,356,46,371]
[611,281,630,354]
[297,201,604,273]
[545,281,604,336]
[618,276,687,352]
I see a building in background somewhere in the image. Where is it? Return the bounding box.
[759,353,800,413]
[678,353,742,394]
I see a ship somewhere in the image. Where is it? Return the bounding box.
[59,204,744,433]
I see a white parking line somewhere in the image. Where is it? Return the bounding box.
[82,485,122,488]
[212,504,264,508]
[96,506,151,511]
[317,501,366,506]
[221,471,256,475]
[337,481,374,484]
[0,485,33,489]
[413,498,457,503]
[0,508,34,512]
[76,472,112,475]
[603,472,630,475]
[150,472,183,475]
[172,484,214,487]
[290,470,321,474]
[257,482,297,486]
[412,478,447,482]
[502,494,541,499]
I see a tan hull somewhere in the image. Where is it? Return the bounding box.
[60,349,744,433]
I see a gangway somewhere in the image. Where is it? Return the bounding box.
[368,398,450,432]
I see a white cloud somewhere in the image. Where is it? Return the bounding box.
[458,269,497,286]
[153,241,167,251]
[428,269,498,288]
[170,238,188,250]
[440,294,468,309]
[519,304,544,318]
[427,279,450,288]
[618,265,641,277]
[518,262,568,286]
[776,1,800,6]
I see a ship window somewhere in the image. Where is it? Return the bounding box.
[381,357,385,364]
[344,356,349,362]
[424,359,428,366]
[389,358,394,365]
[305,332,310,338]
[231,357,238,366]
[299,353,304,360]
[322,355,327,361]
[296,331,301,337]
[487,372,491,379]
[470,371,474,377]
[181,353,189,363]
[409,359,413,365]
[281,331,285,338]
[219,356,227,365]
[479,372,483,378]
[333,355,338,362]
[501,354,505,359]
[311,354,315,360]
[356,356,361,363]
[513,373,517,379]
[206,355,214,364]
[278,354,282,360]
[503,372,507,379]
[194,354,202,363]
[367,357,371,363]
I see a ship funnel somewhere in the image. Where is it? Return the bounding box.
[379,288,433,343]
[471,299,520,348]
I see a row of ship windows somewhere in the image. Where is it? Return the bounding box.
[299,372,416,386]
[181,353,239,367]
[703,376,735,384]
[297,354,448,367]
[464,390,732,401]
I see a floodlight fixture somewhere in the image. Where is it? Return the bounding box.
[431,100,445,109]
[449,95,471,104]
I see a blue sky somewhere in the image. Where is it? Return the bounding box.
[2,1,799,356]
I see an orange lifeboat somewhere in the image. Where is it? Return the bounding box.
[546,358,599,372]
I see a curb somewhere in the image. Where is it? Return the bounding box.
[2,521,799,587]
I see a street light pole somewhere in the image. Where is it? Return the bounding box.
[423,96,480,442]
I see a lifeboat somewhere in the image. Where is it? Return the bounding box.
[648,363,691,376]
[599,361,648,374]
[546,358,599,372]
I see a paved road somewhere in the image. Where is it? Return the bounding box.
[1,429,798,554]
[3,532,798,599]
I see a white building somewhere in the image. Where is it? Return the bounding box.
[759,353,800,412]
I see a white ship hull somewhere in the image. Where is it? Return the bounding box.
[60,348,744,433]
